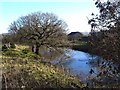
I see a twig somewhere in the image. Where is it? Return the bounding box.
[3,73,7,90]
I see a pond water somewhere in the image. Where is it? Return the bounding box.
[40,48,120,87]
[56,50,98,80]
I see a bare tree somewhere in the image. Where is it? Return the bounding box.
[8,12,68,54]
[88,0,120,63]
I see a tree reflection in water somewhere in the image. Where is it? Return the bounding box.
[39,46,71,64]
[39,47,120,87]
[87,55,120,87]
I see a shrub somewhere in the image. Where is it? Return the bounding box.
[72,42,89,52]
[22,48,31,54]
[2,58,85,88]
[3,49,20,57]
[26,52,39,59]
[10,43,16,48]
[2,45,8,51]
[21,48,40,59]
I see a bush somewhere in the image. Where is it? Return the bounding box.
[22,48,31,54]
[21,48,40,59]
[2,58,85,88]
[10,43,16,48]
[72,42,89,52]
[2,45,8,51]
[3,49,20,57]
[26,52,39,59]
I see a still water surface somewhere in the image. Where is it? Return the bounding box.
[40,48,120,87]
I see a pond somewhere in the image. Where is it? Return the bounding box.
[40,48,120,87]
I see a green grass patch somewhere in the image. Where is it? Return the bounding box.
[71,42,89,52]
[2,45,86,88]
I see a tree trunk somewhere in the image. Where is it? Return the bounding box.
[35,45,39,55]
[32,45,35,52]
[31,44,39,55]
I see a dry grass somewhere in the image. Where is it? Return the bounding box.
[1,45,86,89]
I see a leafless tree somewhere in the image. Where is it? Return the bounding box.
[8,12,68,54]
[88,0,120,64]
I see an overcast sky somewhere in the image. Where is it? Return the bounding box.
[0,0,99,34]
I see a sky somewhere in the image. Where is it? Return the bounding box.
[0,0,99,34]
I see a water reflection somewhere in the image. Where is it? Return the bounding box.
[40,47,120,87]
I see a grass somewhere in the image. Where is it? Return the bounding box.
[71,41,89,52]
[1,45,86,89]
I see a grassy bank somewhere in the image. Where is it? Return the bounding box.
[71,41,89,52]
[2,45,86,89]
